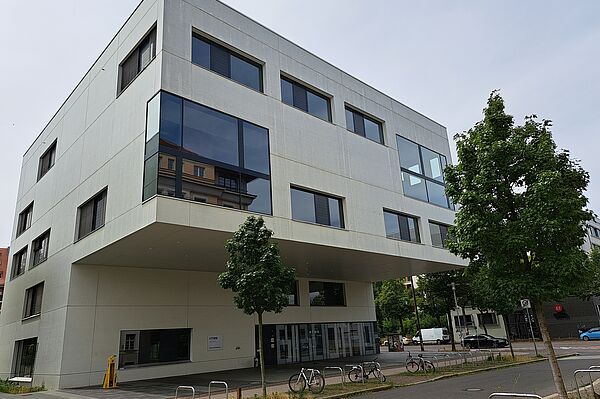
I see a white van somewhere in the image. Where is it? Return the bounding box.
[412,328,450,344]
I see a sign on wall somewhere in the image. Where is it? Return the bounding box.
[208,335,223,351]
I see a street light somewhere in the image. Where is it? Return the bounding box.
[410,275,424,352]
[450,282,469,342]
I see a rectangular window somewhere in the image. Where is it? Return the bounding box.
[344,106,384,144]
[119,27,156,93]
[291,187,344,228]
[23,282,44,319]
[37,140,56,181]
[309,281,345,306]
[397,135,452,209]
[11,247,28,279]
[383,210,420,243]
[280,76,331,122]
[12,338,37,378]
[288,281,299,306]
[31,230,50,267]
[143,92,272,215]
[429,221,449,248]
[118,328,191,368]
[454,314,474,327]
[16,202,34,237]
[192,33,263,92]
[477,313,498,325]
[76,189,108,241]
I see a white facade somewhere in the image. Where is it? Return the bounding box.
[584,215,600,253]
[0,0,465,389]
[449,307,508,343]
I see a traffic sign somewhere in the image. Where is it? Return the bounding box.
[520,299,531,309]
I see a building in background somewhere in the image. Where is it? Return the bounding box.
[0,0,465,389]
[0,248,8,310]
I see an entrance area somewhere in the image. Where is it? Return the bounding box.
[258,322,377,366]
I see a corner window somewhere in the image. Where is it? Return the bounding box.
[12,338,37,378]
[288,281,299,306]
[280,76,331,122]
[37,140,57,181]
[11,247,28,279]
[192,33,263,92]
[291,187,344,228]
[118,328,191,368]
[454,314,474,327]
[119,27,156,93]
[345,106,384,144]
[397,136,452,209]
[16,202,34,237]
[309,281,345,306]
[429,221,449,248]
[76,189,108,241]
[383,210,420,243]
[31,230,50,268]
[23,282,44,319]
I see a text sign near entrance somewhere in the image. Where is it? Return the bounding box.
[208,335,223,351]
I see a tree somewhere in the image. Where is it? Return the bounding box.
[444,91,594,399]
[218,216,296,397]
[375,279,412,335]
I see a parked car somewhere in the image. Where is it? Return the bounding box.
[402,336,412,345]
[411,328,450,345]
[580,327,600,341]
[462,334,508,349]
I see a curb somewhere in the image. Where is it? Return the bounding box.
[316,384,394,399]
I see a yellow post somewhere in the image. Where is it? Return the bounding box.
[102,355,117,388]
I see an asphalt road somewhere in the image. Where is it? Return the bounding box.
[367,355,600,399]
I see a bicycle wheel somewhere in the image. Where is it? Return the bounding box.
[348,368,362,382]
[289,374,306,393]
[424,360,435,373]
[374,369,386,382]
[308,373,325,394]
[406,360,420,373]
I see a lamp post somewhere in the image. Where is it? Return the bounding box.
[450,282,469,343]
[410,275,424,352]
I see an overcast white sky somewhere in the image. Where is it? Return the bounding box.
[1,1,599,247]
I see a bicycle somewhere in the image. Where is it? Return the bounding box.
[405,352,435,373]
[288,368,325,394]
[348,358,386,383]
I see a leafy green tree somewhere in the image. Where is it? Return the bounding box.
[445,91,593,399]
[375,279,412,335]
[218,216,295,397]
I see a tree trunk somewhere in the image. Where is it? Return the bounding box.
[502,313,515,360]
[479,311,488,334]
[534,301,567,399]
[257,312,267,398]
[447,310,457,351]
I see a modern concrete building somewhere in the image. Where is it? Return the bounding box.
[0,0,464,388]
[0,247,8,310]
[584,215,600,253]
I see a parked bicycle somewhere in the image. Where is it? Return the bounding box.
[288,368,325,394]
[405,352,435,373]
[348,358,386,382]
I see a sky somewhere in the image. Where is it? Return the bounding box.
[0,1,599,247]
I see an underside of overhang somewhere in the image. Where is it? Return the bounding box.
[75,222,461,282]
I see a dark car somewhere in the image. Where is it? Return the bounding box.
[462,334,508,349]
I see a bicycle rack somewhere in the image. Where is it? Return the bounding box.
[208,381,229,399]
[324,366,344,387]
[489,393,542,399]
[176,385,196,399]
[345,364,365,384]
[574,369,600,399]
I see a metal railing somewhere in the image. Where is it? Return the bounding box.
[323,366,344,387]
[489,393,542,399]
[175,385,196,399]
[345,364,365,383]
[574,367,600,399]
[208,381,229,399]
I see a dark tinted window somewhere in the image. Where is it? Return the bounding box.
[159,93,182,147]
[23,282,44,318]
[309,281,345,306]
[31,230,50,267]
[288,281,299,306]
[119,28,156,93]
[242,122,270,175]
[291,187,343,228]
[429,221,449,248]
[118,328,191,368]
[243,175,272,215]
[345,106,384,144]
[38,140,56,180]
[16,203,33,237]
[383,210,420,243]
[11,247,27,279]
[76,189,108,240]
[192,34,262,92]
[280,76,331,122]
[13,338,37,378]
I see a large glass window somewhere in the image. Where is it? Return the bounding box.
[143,92,272,215]
[383,210,420,243]
[11,247,27,279]
[23,282,44,319]
[76,189,107,241]
[119,27,156,93]
[397,135,453,209]
[12,338,37,378]
[118,328,191,368]
[429,221,449,248]
[280,76,331,122]
[192,34,263,92]
[309,281,345,306]
[345,106,384,144]
[16,202,33,237]
[31,230,50,268]
[291,187,344,228]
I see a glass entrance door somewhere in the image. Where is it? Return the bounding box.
[311,324,325,360]
[276,325,293,364]
[350,322,363,356]
[298,324,312,362]
[326,324,339,359]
